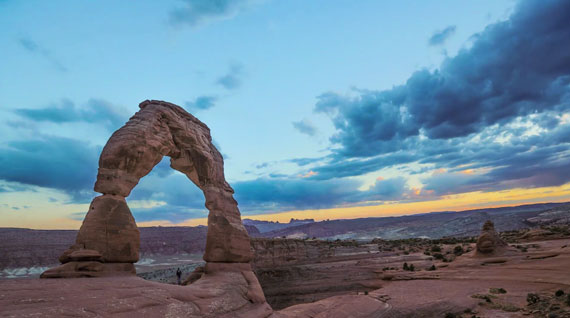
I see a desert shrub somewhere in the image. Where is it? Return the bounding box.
[453,245,464,256]
[403,251,409,255]
[527,293,540,305]
[566,294,570,306]
[403,262,409,271]
[471,294,495,303]
[431,245,442,252]
[409,264,414,271]
[427,265,436,271]
[423,250,431,255]
[489,288,507,294]
[555,289,564,297]
[444,313,456,318]
[433,253,444,260]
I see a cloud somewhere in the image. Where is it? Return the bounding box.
[169,0,254,27]
[0,135,100,202]
[296,0,570,200]
[216,63,244,90]
[233,176,409,214]
[0,181,36,193]
[184,95,218,112]
[14,99,128,131]
[18,37,68,72]
[317,0,570,158]
[292,119,318,136]
[428,25,456,46]
[288,157,323,166]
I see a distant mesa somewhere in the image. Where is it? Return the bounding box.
[243,218,315,234]
[476,220,507,255]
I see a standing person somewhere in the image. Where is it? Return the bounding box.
[176,268,182,285]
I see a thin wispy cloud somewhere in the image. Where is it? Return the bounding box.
[14,99,128,131]
[184,95,218,112]
[292,119,318,136]
[18,37,68,72]
[169,0,256,28]
[428,25,456,46]
[216,63,244,90]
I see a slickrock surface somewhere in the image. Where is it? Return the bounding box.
[1,265,272,318]
[3,237,570,317]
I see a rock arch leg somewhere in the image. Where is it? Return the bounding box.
[42,100,252,278]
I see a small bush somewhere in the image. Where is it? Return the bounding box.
[431,245,442,252]
[444,313,456,318]
[433,253,444,260]
[428,265,436,271]
[403,262,409,271]
[409,264,415,271]
[453,245,464,256]
[555,289,564,297]
[566,294,570,306]
[489,288,507,294]
[527,293,540,305]
[471,294,495,303]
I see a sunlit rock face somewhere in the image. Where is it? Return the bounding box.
[42,100,252,279]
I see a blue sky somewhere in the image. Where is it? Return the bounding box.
[1,0,569,229]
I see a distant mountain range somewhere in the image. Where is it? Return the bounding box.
[248,202,570,240]
[1,202,569,275]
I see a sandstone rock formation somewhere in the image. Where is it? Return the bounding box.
[42,100,252,278]
[476,220,507,255]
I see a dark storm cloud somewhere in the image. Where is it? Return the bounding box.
[184,95,218,112]
[18,37,68,72]
[0,135,100,202]
[300,0,570,198]
[233,176,409,213]
[15,99,128,131]
[216,63,244,90]
[311,152,418,180]
[169,0,252,27]
[292,119,318,136]
[428,25,456,46]
[418,120,570,195]
[317,0,570,158]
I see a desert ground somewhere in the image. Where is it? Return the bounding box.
[1,224,569,317]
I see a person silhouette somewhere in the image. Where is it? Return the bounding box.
[176,268,182,285]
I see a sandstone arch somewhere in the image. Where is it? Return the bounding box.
[42,100,252,278]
